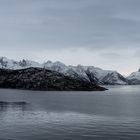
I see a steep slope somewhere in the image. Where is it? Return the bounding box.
[0,68,106,91]
[127,69,140,84]
[84,66,127,85]
[101,72,127,85]
[43,62,90,82]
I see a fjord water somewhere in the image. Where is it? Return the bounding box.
[0,86,140,140]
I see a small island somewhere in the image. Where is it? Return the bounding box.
[0,68,107,91]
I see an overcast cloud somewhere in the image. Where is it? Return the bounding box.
[0,0,140,75]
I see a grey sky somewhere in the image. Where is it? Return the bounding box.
[0,0,140,75]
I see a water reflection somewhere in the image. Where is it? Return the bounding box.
[0,101,29,112]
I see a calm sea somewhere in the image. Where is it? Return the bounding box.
[0,86,140,140]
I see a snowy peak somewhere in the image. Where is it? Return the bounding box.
[102,71,127,85]
[19,59,41,68]
[68,65,90,82]
[0,57,41,69]
[0,57,18,69]
[84,67,127,85]
[19,59,30,67]
[43,61,68,74]
[44,62,90,82]
[127,69,140,85]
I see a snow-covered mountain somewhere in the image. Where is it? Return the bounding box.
[0,57,18,69]
[85,66,127,85]
[0,57,41,69]
[43,62,90,82]
[0,56,128,85]
[127,69,140,84]
[44,61,128,85]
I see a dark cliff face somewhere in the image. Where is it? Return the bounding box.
[0,68,107,91]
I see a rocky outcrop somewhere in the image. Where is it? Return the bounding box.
[0,68,107,91]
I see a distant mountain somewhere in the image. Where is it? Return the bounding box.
[127,69,140,85]
[44,61,128,85]
[0,68,106,91]
[0,57,41,69]
[0,56,128,85]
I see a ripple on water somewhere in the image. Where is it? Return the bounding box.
[0,110,140,140]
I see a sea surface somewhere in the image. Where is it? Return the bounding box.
[0,86,140,140]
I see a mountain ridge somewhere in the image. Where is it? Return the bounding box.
[0,56,139,85]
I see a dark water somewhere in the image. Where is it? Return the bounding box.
[0,86,140,140]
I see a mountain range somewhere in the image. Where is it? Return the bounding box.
[0,56,139,85]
